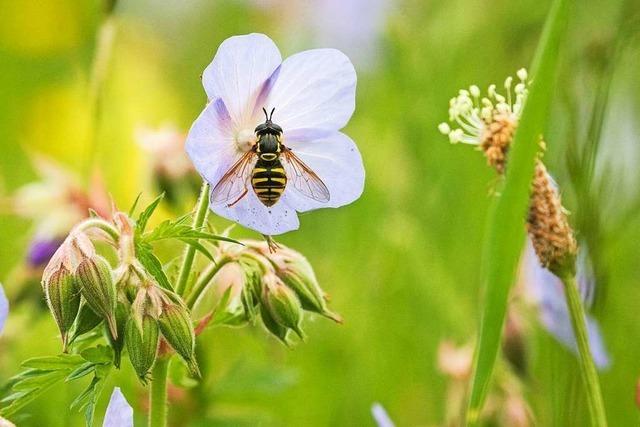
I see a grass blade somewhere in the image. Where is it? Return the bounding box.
[466,0,572,423]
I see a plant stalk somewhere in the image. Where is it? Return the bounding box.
[148,358,170,427]
[148,181,209,427]
[186,256,232,308]
[560,273,608,427]
[175,182,211,296]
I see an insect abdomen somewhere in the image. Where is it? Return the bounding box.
[252,159,287,207]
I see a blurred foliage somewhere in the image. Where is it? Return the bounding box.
[0,0,639,426]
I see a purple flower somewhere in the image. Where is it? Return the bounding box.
[186,33,364,235]
[521,240,610,369]
[0,283,8,334]
[103,387,133,427]
[371,403,395,427]
[27,238,63,267]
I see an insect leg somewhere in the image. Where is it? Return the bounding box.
[227,187,248,207]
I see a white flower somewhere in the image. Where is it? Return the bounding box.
[103,387,133,427]
[186,33,364,235]
[371,402,395,427]
[520,239,610,369]
[438,69,530,145]
[0,283,8,334]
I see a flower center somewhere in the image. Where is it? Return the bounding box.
[235,128,257,153]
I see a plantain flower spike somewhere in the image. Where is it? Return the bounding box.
[527,161,577,278]
[438,68,529,174]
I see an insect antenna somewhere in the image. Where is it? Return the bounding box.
[269,107,276,120]
[262,107,269,121]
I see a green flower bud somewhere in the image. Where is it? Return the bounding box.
[262,274,305,340]
[125,315,159,383]
[106,302,129,368]
[158,304,200,377]
[69,301,103,344]
[248,242,341,323]
[76,256,118,339]
[259,303,289,345]
[42,265,80,350]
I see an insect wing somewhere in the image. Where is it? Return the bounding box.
[210,151,257,204]
[282,148,330,202]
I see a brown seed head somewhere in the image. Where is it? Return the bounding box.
[526,161,577,277]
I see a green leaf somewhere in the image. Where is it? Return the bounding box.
[128,192,143,216]
[136,193,164,235]
[65,363,96,382]
[80,345,114,364]
[142,215,240,245]
[136,243,174,291]
[466,0,572,424]
[21,354,84,371]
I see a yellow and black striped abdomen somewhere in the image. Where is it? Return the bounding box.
[251,159,287,207]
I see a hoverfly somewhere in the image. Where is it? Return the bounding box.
[211,108,330,208]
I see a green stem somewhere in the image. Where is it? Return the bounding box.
[560,273,608,426]
[175,182,211,296]
[148,358,170,427]
[185,256,232,308]
[147,182,209,427]
[83,13,117,183]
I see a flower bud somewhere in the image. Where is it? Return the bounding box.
[158,304,200,377]
[107,302,129,368]
[42,265,80,350]
[69,301,103,344]
[259,303,289,345]
[125,315,159,383]
[42,231,95,285]
[262,274,305,340]
[76,256,118,339]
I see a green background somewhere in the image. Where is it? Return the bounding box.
[1,0,639,425]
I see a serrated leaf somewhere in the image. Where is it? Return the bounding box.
[136,193,164,235]
[11,371,66,391]
[65,363,96,382]
[142,214,240,245]
[21,355,84,371]
[136,243,174,291]
[80,345,113,364]
[466,0,571,423]
[128,192,143,216]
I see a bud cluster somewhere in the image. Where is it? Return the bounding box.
[192,240,341,345]
[41,212,200,384]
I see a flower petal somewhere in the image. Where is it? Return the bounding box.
[284,132,364,212]
[202,33,282,126]
[103,387,133,427]
[371,403,395,427]
[266,49,356,137]
[210,190,299,236]
[185,98,238,187]
[0,283,8,334]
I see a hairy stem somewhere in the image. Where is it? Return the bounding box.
[175,182,211,296]
[560,273,608,426]
[185,256,232,308]
[148,358,170,427]
[76,218,119,242]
